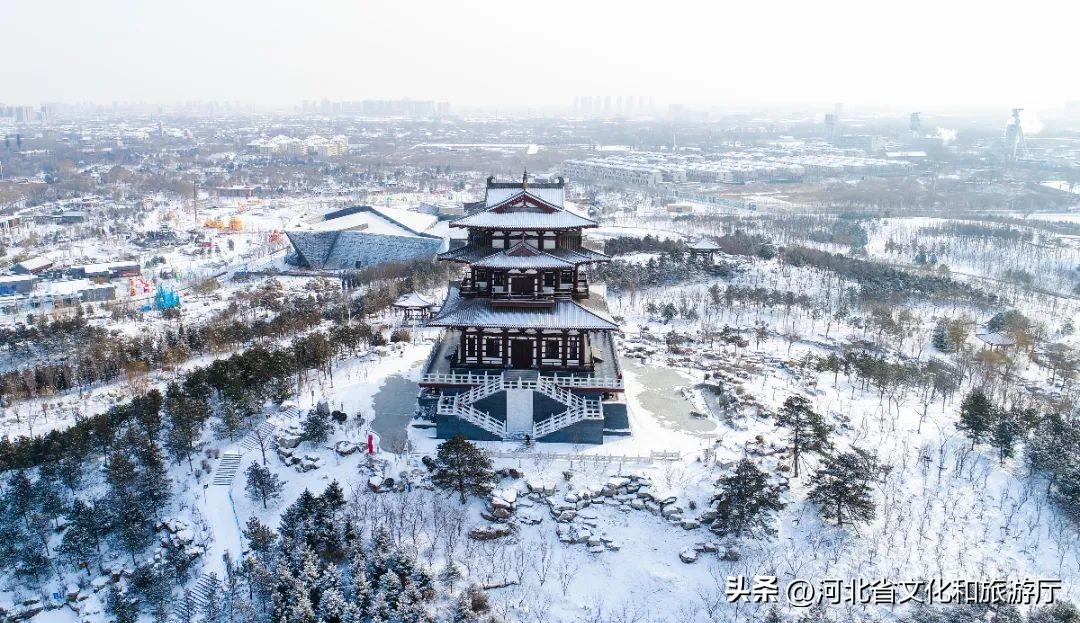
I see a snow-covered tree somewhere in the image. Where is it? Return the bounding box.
[958,389,994,448]
[302,403,333,444]
[431,435,495,503]
[807,446,886,527]
[711,458,785,540]
[245,461,283,509]
[774,395,831,477]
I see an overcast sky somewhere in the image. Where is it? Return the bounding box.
[3,0,1077,112]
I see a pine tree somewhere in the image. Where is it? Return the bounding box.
[431,435,495,503]
[58,454,84,496]
[931,318,951,352]
[1052,466,1080,524]
[106,452,153,563]
[958,389,994,448]
[450,586,490,623]
[807,446,887,527]
[318,584,351,623]
[321,480,346,517]
[1026,412,1080,502]
[243,516,277,561]
[165,383,204,468]
[302,404,333,444]
[774,395,831,477]
[202,573,224,623]
[131,431,171,515]
[989,407,1025,464]
[1027,601,1080,623]
[106,585,138,623]
[711,458,785,540]
[215,396,249,442]
[60,500,106,575]
[245,461,283,509]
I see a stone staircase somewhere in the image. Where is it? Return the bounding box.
[213,416,284,486]
[437,372,603,441]
[239,420,277,452]
[211,452,243,486]
[172,572,217,621]
[456,375,504,405]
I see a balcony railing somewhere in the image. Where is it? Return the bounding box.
[420,372,623,391]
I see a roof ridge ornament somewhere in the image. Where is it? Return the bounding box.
[522,169,528,190]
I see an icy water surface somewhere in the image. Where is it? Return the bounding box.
[621,357,717,435]
[370,374,418,451]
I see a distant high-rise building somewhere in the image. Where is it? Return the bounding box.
[824,113,837,139]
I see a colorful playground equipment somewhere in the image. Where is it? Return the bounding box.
[129,276,153,296]
[154,285,181,310]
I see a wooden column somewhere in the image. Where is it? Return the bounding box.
[458,330,467,365]
[578,333,586,367]
[561,330,569,367]
[501,330,509,367]
[533,332,540,368]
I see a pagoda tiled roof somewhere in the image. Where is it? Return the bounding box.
[450,187,597,230]
[471,243,574,269]
[439,244,609,265]
[428,284,618,330]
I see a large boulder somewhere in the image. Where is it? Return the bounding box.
[468,525,513,541]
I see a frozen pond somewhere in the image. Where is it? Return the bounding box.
[370,374,418,451]
[621,358,718,435]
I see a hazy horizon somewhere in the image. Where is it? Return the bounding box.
[3,0,1079,112]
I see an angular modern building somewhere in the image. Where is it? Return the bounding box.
[285,205,445,270]
[418,174,628,444]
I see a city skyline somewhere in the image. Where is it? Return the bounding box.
[3,0,1078,111]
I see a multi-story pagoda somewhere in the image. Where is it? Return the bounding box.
[418,174,628,444]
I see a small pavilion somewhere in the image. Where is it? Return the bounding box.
[687,238,722,264]
[976,331,1017,351]
[393,292,435,323]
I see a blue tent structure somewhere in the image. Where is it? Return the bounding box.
[154,285,180,310]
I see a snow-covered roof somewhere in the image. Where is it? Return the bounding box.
[439,244,609,265]
[451,207,596,230]
[484,186,565,208]
[452,185,596,230]
[687,239,721,251]
[15,256,54,271]
[976,332,1017,347]
[429,285,618,330]
[471,243,574,270]
[393,292,434,308]
[299,205,439,237]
